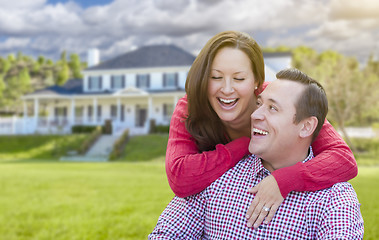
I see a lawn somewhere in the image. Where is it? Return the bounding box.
[0,134,378,239]
[0,161,377,239]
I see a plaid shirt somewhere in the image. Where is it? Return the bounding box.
[149,148,364,239]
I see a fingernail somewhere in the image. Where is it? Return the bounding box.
[264,221,268,224]
[247,222,252,227]
[253,224,258,229]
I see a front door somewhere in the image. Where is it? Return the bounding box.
[136,108,147,127]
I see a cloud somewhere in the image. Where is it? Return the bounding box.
[0,0,377,64]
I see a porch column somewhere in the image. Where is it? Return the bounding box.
[93,98,97,124]
[174,95,179,107]
[23,100,27,134]
[70,99,75,126]
[23,101,27,118]
[117,97,121,123]
[148,96,153,122]
[34,98,39,127]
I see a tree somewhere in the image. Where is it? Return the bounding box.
[68,53,83,78]
[56,63,70,86]
[296,50,379,152]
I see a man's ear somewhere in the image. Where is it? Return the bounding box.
[299,116,318,139]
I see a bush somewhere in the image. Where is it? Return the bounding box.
[72,125,99,134]
[109,129,130,160]
[77,126,102,154]
[154,125,170,134]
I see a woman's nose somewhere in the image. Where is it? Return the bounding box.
[221,79,234,94]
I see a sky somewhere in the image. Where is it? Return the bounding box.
[0,0,378,64]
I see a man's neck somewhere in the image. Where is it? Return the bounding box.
[261,147,312,172]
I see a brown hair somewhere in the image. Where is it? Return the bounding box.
[185,31,265,152]
[276,68,328,141]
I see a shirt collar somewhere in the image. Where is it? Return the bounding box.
[250,146,314,178]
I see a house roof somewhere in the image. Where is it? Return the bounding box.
[86,44,196,71]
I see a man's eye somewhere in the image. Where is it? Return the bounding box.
[269,105,278,111]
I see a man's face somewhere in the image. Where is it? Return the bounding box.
[248,79,305,162]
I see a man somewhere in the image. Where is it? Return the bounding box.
[149,68,364,239]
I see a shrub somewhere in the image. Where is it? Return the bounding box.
[72,125,99,133]
[77,126,102,154]
[109,129,130,161]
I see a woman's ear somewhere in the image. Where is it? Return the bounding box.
[299,116,318,139]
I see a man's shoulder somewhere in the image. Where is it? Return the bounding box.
[308,182,359,207]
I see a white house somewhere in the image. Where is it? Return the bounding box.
[3,45,291,135]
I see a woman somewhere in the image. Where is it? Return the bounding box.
[165,31,357,228]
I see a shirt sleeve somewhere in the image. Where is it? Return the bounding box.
[271,119,358,197]
[315,183,364,239]
[148,194,206,239]
[165,96,250,198]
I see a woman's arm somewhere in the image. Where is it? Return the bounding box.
[166,96,250,198]
[271,119,357,197]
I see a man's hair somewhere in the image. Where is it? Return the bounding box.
[276,68,328,141]
[185,31,265,151]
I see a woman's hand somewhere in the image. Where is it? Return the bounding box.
[246,175,284,228]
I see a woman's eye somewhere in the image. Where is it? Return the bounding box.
[211,76,222,79]
[256,101,262,107]
[234,78,245,81]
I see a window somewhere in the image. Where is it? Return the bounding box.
[163,73,178,87]
[137,74,150,88]
[88,76,102,90]
[111,105,117,120]
[111,75,125,89]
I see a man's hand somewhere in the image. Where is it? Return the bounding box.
[245,175,284,228]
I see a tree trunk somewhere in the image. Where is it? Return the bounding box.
[337,121,358,154]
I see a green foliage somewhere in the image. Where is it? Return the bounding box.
[69,53,83,79]
[77,127,102,154]
[56,62,70,86]
[0,51,86,112]
[120,134,169,162]
[71,125,99,133]
[0,134,88,161]
[109,129,130,160]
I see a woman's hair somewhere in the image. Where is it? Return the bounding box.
[185,31,265,152]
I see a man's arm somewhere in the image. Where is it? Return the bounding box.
[316,183,364,239]
[148,194,206,239]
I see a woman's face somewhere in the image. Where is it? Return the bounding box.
[207,47,257,127]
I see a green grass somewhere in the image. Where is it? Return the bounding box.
[0,161,174,240]
[0,134,378,239]
[119,134,169,162]
[0,162,377,239]
[0,134,88,161]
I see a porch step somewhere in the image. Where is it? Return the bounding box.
[85,135,120,158]
[60,156,108,162]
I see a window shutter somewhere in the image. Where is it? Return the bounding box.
[136,75,140,88]
[99,76,103,89]
[163,73,166,87]
[88,77,92,90]
[163,104,167,116]
[63,107,67,117]
[122,75,125,88]
[175,73,178,87]
[98,105,102,117]
[88,106,92,117]
[147,74,150,88]
[111,76,114,89]
[121,104,125,121]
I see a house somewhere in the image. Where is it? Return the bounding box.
[4,45,291,135]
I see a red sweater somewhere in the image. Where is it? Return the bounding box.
[166,87,358,198]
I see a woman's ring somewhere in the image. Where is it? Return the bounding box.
[263,206,270,212]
